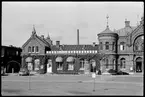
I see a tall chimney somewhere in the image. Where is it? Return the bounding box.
[77,29,79,45]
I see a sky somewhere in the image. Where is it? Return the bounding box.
[2,2,144,47]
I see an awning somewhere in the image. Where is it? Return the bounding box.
[25,57,32,62]
[55,57,63,62]
[66,57,74,62]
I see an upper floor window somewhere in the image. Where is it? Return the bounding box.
[36,46,39,53]
[105,42,109,50]
[28,46,31,53]
[134,35,144,52]
[100,42,103,50]
[120,42,125,51]
[112,42,115,51]
[32,46,35,53]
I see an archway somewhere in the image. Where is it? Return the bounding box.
[89,59,96,72]
[6,60,21,73]
[136,57,142,72]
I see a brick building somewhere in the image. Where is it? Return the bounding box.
[1,45,22,73]
[21,27,100,74]
[98,16,144,74]
[21,16,144,74]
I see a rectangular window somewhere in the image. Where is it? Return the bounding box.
[105,42,109,50]
[100,42,103,50]
[112,42,115,50]
[120,42,125,51]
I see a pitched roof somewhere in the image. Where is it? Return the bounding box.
[36,35,51,47]
[100,26,115,34]
[115,26,137,36]
[51,44,98,51]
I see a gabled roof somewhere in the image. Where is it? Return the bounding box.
[51,44,98,51]
[22,34,51,48]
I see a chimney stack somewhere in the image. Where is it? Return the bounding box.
[56,41,60,46]
[125,20,130,27]
[77,29,79,45]
[41,35,44,39]
[93,42,96,47]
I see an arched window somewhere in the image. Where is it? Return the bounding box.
[120,58,126,68]
[134,35,144,52]
[120,42,125,51]
[28,46,31,53]
[105,42,109,50]
[36,46,39,53]
[32,46,35,53]
[100,42,103,50]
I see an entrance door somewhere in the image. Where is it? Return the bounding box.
[136,57,142,73]
[136,62,142,72]
[47,59,52,73]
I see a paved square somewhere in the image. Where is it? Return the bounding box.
[1,74,143,96]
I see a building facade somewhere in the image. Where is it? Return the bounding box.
[98,16,144,74]
[21,16,144,74]
[21,27,100,74]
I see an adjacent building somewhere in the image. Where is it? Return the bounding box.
[1,45,22,73]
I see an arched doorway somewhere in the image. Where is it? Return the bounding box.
[46,59,53,73]
[120,58,126,69]
[89,59,96,72]
[136,57,142,72]
[6,60,21,73]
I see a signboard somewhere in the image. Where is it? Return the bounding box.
[92,73,96,78]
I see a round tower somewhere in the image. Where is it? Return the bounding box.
[97,15,118,73]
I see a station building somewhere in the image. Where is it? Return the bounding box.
[98,16,144,74]
[21,28,100,74]
[21,16,144,74]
